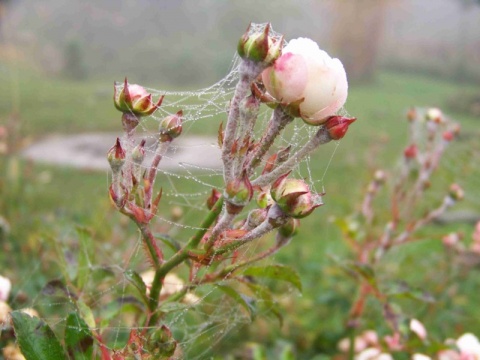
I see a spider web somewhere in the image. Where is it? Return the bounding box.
[4,23,347,359]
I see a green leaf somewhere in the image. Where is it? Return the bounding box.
[75,227,94,290]
[11,311,67,360]
[77,301,96,329]
[65,312,93,360]
[242,265,302,292]
[154,233,181,253]
[246,283,283,326]
[386,281,435,303]
[217,284,255,318]
[124,269,149,305]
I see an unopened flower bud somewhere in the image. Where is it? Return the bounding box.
[425,107,443,123]
[159,111,183,142]
[225,171,253,213]
[132,139,146,165]
[270,174,323,218]
[256,190,274,208]
[449,183,464,201]
[442,131,454,142]
[107,138,126,172]
[245,208,268,229]
[206,189,222,210]
[324,116,357,139]
[277,218,299,239]
[404,144,417,160]
[238,23,282,65]
[114,78,164,117]
[147,325,177,357]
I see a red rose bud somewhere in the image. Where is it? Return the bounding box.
[107,138,126,172]
[159,110,183,142]
[132,139,146,165]
[270,174,323,218]
[114,78,164,117]
[449,183,464,201]
[324,116,356,140]
[404,144,418,159]
[442,131,454,142]
[237,23,283,65]
[206,188,222,210]
[224,170,253,212]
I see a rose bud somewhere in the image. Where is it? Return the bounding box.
[132,139,146,165]
[159,111,183,142]
[448,183,464,201]
[0,275,11,302]
[114,78,164,117]
[256,190,274,209]
[442,131,454,142]
[262,37,348,125]
[404,144,418,160]
[107,138,126,172]
[270,174,323,219]
[224,171,253,214]
[206,189,222,210]
[324,116,356,140]
[245,208,268,229]
[237,23,283,65]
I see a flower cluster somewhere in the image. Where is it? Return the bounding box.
[104,23,356,358]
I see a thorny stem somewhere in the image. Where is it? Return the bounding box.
[144,141,171,208]
[122,129,136,191]
[204,211,236,250]
[246,106,293,175]
[137,222,163,269]
[252,126,332,187]
[147,196,224,325]
[222,60,265,183]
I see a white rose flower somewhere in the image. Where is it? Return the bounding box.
[262,37,348,125]
[0,275,11,302]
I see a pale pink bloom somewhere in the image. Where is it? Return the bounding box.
[262,38,348,125]
[410,318,428,340]
[338,337,367,353]
[438,350,461,360]
[0,275,11,302]
[384,333,402,351]
[456,333,480,359]
[412,354,431,360]
[355,348,393,360]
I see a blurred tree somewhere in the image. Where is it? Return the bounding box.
[328,0,391,83]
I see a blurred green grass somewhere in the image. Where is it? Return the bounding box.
[1,64,480,356]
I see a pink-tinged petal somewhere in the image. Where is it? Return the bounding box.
[128,84,149,101]
[262,52,308,103]
[133,94,152,112]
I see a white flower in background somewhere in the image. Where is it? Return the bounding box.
[410,318,428,340]
[412,354,431,360]
[0,275,11,301]
[262,37,348,125]
[355,347,393,360]
[456,333,480,358]
[140,271,199,305]
[0,301,11,327]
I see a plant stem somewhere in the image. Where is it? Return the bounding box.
[144,140,171,208]
[147,196,224,324]
[252,126,332,187]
